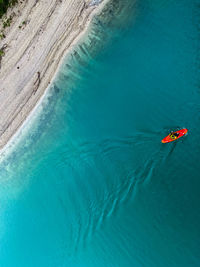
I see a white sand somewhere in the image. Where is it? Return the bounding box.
[0,0,106,149]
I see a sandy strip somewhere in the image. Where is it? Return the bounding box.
[0,0,107,150]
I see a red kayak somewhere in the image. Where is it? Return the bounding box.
[161,128,188,143]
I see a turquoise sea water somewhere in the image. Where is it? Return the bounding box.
[0,0,200,266]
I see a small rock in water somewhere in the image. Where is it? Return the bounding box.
[53,85,60,94]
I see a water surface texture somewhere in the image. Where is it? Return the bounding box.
[0,0,200,266]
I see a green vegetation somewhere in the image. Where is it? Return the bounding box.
[0,32,5,39]
[3,15,12,28]
[0,48,5,56]
[19,20,26,28]
[0,0,18,18]
[0,0,18,41]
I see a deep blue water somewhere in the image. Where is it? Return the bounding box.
[0,0,200,266]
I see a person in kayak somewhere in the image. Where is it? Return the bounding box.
[169,132,179,139]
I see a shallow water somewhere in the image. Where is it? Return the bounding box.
[0,0,200,266]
